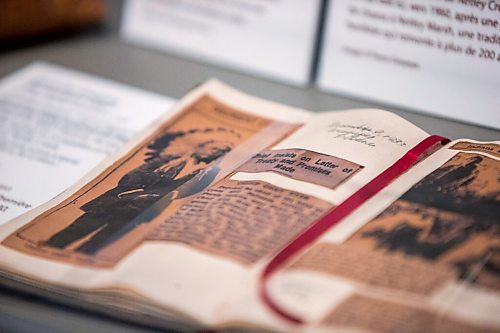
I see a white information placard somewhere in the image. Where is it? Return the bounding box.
[318,0,500,129]
[0,62,175,225]
[121,0,321,85]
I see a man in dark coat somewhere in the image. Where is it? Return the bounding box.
[44,128,235,255]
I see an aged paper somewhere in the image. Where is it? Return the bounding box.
[148,179,332,265]
[236,148,362,189]
[268,140,500,332]
[0,79,313,327]
[2,80,492,332]
[2,95,290,267]
[347,152,499,290]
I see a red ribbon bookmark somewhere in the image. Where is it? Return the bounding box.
[259,135,450,325]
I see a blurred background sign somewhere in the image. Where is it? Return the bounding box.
[121,0,322,85]
[318,0,500,129]
[2,0,497,128]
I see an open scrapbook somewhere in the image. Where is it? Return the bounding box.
[0,80,498,332]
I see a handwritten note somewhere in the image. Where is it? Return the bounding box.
[328,122,407,147]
